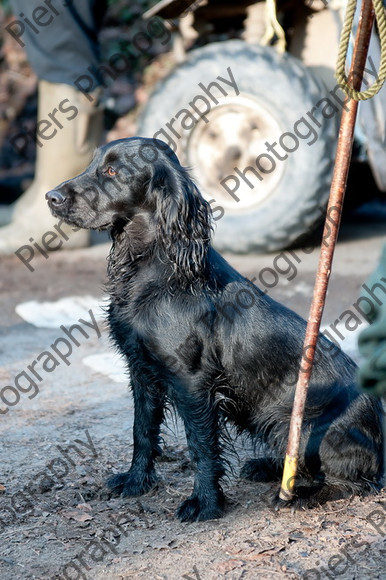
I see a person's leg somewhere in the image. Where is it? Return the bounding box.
[358,245,386,484]
[8,0,107,85]
[0,0,107,254]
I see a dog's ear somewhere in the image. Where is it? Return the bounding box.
[148,160,213,284]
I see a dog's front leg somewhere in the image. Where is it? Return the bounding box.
[175,392,225,522]
[107,374,164,497]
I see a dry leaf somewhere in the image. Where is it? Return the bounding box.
[215,559,245,574]
[60,509,93,522]
[244,548,284,560]
[76,503,92,512]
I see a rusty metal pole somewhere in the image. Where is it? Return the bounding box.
[279,0,376,502]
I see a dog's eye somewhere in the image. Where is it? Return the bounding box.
[106,166,117,177]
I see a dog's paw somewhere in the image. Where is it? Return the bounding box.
[106,469,157,497]
[271,490,319,512]
[240,458,280,482]
[271,491,294,511]
[176,493,225,522]
[271,484,346,511]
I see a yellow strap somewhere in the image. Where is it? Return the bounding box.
[336,0,386,100]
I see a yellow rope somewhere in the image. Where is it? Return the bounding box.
[261,0,286,53]
[336,0,386,100]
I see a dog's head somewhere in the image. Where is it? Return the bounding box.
[46,137,213,278]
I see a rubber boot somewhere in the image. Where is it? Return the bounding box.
[0,80,103,255]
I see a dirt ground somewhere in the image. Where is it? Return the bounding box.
[1,212,386,580]
[1,1,385,578]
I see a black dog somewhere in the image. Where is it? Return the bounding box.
[46,137,383,522]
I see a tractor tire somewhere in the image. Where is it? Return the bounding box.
[138,40,340,253]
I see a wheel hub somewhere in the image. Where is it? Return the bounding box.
[187,95,286,212]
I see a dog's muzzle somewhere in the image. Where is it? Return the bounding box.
[46,189,67,209]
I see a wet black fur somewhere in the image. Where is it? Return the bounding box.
[46,137,384,521]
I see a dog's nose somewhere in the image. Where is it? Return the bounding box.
[45,189,66,206]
